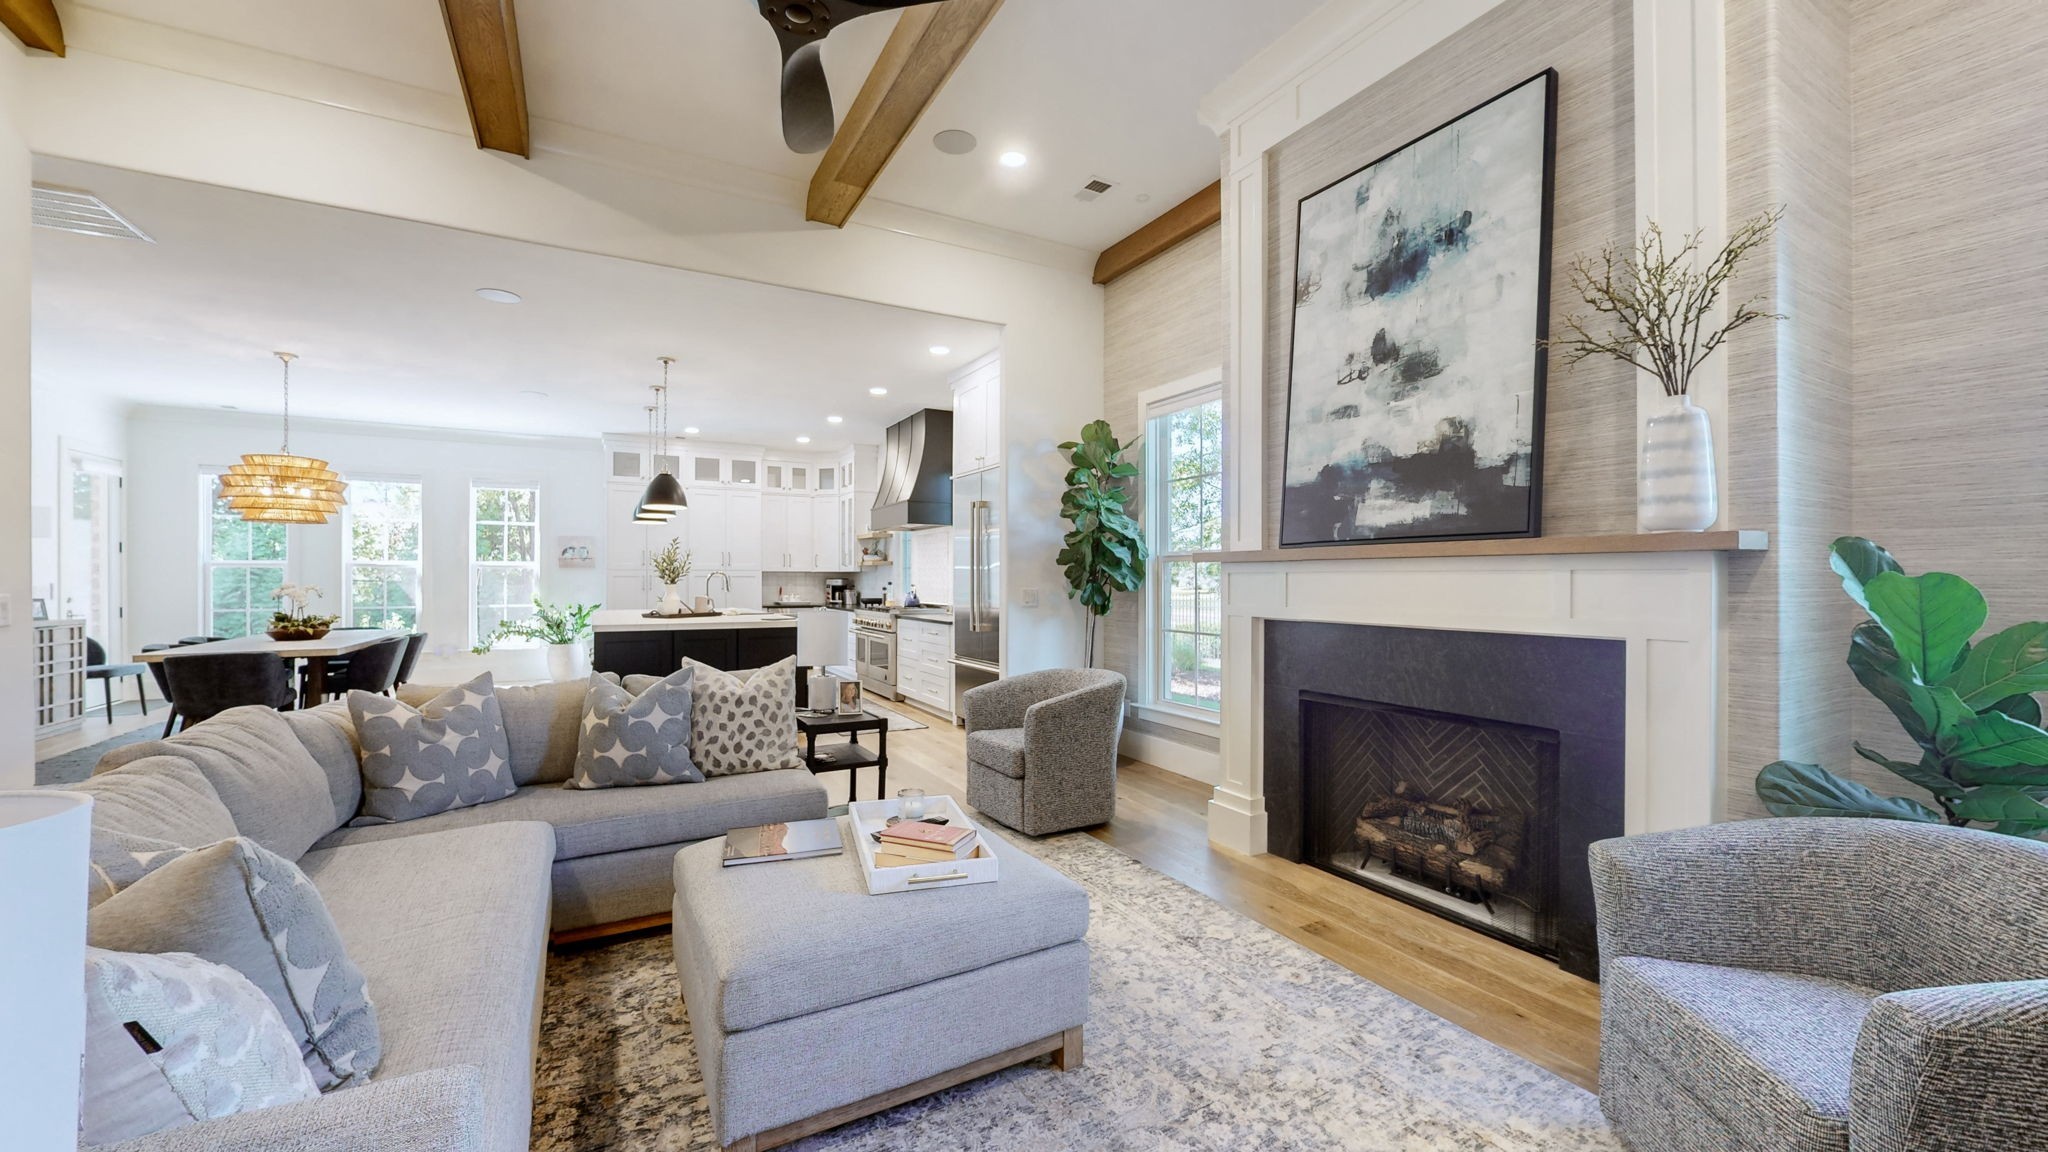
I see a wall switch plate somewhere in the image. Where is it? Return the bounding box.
[1020,588,1040,609]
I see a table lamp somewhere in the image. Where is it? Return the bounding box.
[795,609,840,712]
[0,790,93,1149]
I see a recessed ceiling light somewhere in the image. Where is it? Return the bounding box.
[998,151,1028,168]
[826,415,844,424]
[933,129,978,155]
[870,387,889,396]
[1135,193,1153,204]
[475,288,522,304]
[683,426,700,435]
[796,436,812,444]
[929,345,951,356]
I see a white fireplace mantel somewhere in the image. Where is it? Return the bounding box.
[1207,537,1763,854]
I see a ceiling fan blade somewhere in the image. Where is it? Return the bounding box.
[756,0,952,154]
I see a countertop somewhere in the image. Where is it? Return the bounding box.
[590,609,798,633]
[895,609,954,625]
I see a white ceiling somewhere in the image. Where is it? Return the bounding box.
[72,0,1321,250]
[32,157,1001,450]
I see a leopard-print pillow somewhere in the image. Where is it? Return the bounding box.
[682,657,802,775]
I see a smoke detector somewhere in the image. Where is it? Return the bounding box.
[1074,177,1116,203]
[31,185,154,242]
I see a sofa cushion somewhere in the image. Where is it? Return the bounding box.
[295,822,554,1152]
[310,769,828,861]
[351,672,517,825]
[1605,956,1873,1150]
[571,669,702,789]
[401,677,584,787]
[671,817,1090,1033]
[76,755,238,847]
[281,703,364,828]
[686,657,803,776]
[966,727,1028,778]
[81,946,318,1141]
[96,707,338,861]
[89,838,382,1090]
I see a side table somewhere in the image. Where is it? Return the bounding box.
[795,709,889,801]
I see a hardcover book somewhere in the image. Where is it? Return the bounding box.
[877,821,975,850]
[722,819,845,866]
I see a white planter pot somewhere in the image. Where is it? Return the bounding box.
[658,584,685,614]
[545,641,591,683]
[1639,394,1718,532]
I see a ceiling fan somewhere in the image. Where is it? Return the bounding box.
[754,0,947,153]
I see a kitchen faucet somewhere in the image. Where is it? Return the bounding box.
[707,570,732,612]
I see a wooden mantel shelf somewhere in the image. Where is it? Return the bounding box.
[1193,530,1768,564]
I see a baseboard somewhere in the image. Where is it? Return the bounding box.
[1120,730,1221,785]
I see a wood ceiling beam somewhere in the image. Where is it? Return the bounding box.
[1093,180,1222,285]
[806,0,1005,228]
[0,0,63,56]
[439,0,529,157]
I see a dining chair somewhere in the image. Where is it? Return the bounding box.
[392,632,429,690]
[85,638,152,724]
[300,636,407,705]
[162,652,296,732]
[177,635,229,645]
[139,644,181,736]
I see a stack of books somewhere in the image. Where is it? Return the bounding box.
[872,819,979,867]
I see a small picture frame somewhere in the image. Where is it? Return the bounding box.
[556,536,597,569]
[836,678,864,716]
[30,598,49,621]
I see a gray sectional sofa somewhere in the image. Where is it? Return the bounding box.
[76,678,829,1152]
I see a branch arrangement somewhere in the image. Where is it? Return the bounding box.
[1545,208,1785,397]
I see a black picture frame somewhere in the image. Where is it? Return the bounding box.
[1278,68,1558,548]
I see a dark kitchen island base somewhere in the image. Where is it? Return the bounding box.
[592,625,798,679]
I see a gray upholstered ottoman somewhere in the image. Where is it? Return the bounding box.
[671,818,1090,1151]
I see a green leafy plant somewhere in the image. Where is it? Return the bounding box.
[1057,419,1147,668]
[1755,537,2048,837]
[471,599,600,654]
[651,538,690,586]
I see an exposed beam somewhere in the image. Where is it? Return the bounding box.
[806,0,1005,228]
[439,0,529,157]
[0,0,63,56]
[1092,180,1222,285]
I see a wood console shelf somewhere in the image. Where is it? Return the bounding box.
[1194,530,1768,565]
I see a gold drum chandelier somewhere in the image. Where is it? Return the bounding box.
[218,352,348,524]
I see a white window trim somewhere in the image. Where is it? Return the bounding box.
[468,480,543,648]
[343,475,425,630]
[1139,368,1225,723]
[197,469,292,638]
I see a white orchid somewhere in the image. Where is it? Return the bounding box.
[272,583,325,616]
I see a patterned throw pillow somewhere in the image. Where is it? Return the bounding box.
[570,668,703,790]
[88,838,382,1091]
[349,671,516,825]
[684,657,804,776]
[81,947,318,1142]
[88,829,193,909]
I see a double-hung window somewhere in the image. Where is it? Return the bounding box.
[1143,373,1225,713]
[471,484,540,645]
[201,473,288,639]
[346,480,423,629]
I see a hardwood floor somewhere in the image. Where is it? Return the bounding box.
[33,704,160,761]
[860,701,1602,1091]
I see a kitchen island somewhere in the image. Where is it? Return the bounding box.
[589,609,799,679]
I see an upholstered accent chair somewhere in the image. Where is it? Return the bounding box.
[1592,818,2048,1152]
[962,669,1126,836]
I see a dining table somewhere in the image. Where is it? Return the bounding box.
[137,628,410,707]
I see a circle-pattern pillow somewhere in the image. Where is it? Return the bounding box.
[570,668,703,789]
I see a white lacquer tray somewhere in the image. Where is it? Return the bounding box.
[847,795,999,895]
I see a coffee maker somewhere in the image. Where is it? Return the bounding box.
[824,578,854,609]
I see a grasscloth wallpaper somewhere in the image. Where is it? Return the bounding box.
[1262,0,1638,547]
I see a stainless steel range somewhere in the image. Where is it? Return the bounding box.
[853,609,898,701]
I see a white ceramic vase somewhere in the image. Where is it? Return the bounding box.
[545,640,590,683]
[1639,393,1718,532]
[659,584,685,615]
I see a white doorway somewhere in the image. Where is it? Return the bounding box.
[61,446,125,668]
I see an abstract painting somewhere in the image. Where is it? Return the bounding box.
[1281,70,1557,546]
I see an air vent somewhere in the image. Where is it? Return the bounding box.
[31,185,154,242]
[1074,177,1116,203]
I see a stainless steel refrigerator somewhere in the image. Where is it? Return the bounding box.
[952,467,1001,669]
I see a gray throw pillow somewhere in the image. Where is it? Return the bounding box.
[570,668,702,790]
[684,657,804,775]
[81,947,317,1142]
[88,838,382,1090]
[88,830,193,909]
[350,671,516,825]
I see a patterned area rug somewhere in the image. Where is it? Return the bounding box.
[36,722,162,785]
[533,834,1617,1152]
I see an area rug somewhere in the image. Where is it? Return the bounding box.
[532,833,1616,1152]
[35,722,163,786]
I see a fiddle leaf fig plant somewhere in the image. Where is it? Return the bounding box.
[1756,537,2048,836]
[1057,419,1147,668]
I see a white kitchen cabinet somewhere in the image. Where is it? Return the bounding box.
[895,617,954,716]
[687,448,763,488]
[811,496,842,570]
[606,483,692,609]
[687,487,762,570]
[761,493,791,569]
[606,571,653,611]
[951,356,1001,476]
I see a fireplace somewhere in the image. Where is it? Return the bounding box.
[1264,620,1624,979]
[1301,694,1560,957]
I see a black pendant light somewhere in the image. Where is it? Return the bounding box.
[639,357,687,517]
[634,402,669,522]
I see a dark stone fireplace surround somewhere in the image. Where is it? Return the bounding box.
[1264,620,1625,979]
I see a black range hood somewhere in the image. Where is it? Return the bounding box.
[870,408,953,530]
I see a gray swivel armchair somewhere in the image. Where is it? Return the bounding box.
[1591,818,2048,1152]
[962,669,1126,836]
